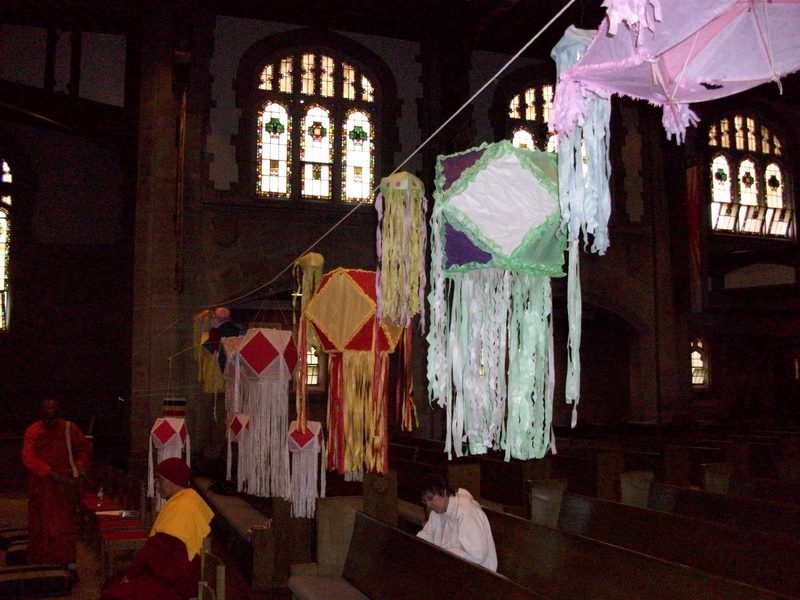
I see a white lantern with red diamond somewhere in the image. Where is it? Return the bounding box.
[221,334,245,482]
[147,416,190,509]
[288,419,325,518]
[236,328,298,499]
[228,412,250,490]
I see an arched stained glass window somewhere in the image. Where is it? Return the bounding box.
[301,106,333,199]
[343,110,373,202]
[707,114,794,238]
[507,83,557,152]
[0,158,11,330]
[252,48,377,204]
[257,102,291,196]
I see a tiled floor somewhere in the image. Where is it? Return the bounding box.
[1,492,292,599]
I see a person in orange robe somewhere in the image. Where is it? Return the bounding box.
[22,397,91,570]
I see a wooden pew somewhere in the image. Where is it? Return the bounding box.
[556,492,800,598]
[289,511,544,600]
[194,477,278,591]
[484,508,783,599]
[648,482,800,536]
[731,477,800,505]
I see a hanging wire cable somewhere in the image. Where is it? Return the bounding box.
[201,0,578,312]
[136,0,579,366]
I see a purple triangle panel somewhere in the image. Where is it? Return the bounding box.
[444,223,492,268]
[441,148,485,192]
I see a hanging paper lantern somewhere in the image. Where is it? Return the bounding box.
[162,397,186,417]
[375,171,428,329]
[288,420,326,518]
[235,328,298,499]
[193,307,245,396]
[221,335,245,483]
[147,417,190,508]
[293,252,325,414]
[227,412,251,487]
[302,268,403,477]
[194,310,224,394]
[427,140,576,461]
[293,252,325,316]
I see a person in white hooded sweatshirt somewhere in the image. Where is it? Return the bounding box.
[416,472,498,571]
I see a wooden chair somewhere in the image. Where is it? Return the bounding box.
[194,537,226,600]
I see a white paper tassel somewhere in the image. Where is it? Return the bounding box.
[288,422,326,518]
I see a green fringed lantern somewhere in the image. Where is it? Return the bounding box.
[427,141,580,461]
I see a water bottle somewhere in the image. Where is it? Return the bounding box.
[96,486,104,507]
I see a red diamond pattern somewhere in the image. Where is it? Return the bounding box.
[152,419,177,445]
[240,331,279,375]
[283,338,298,374]
[230,417,243,437]
[289,426,314,449]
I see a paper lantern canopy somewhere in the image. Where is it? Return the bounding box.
[427,141,572,461]
[303,268,403,476]
[238,328,298,381]
[304,268,403,355]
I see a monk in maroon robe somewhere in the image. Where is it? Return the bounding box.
[22,397,91,568]
[101,457,214,600]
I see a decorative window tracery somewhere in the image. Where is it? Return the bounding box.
[254,50,376,203]
[708,114,793,238]
[507,83,557,152]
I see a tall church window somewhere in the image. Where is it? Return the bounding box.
[508,83,557,152]
[691,338,709,389]
[708,114,793,238]
[255,50,376,203]
[0,159,11,330]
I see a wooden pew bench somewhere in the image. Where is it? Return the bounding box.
[194,477,276,591]
[288,511,544,600]
[484,507,783,599]
[556,492,800,598]
[648,481,800,536]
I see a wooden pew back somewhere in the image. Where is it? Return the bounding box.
[648,482,800,536]
[557,492,800,598]
[484,508,783,599]
[343,512,544,600]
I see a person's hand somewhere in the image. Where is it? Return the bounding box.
[47,470,66,484]
[121,576,130,584]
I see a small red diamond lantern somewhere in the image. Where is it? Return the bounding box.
[227,413,251,488]
[148,417,190,506]
[288,420,325,518]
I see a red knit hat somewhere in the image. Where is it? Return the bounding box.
[156,457,191,487]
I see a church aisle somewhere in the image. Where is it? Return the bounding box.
[1,492,101,599]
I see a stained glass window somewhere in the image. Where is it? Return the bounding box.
[343,111,373,202]
[257,102,291,196]
[253,50,376,203]
[0,159,11,330]
[507,83,556,152]
[301,106,332,198]
[707,114,793,238]
[691,338,709,388]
